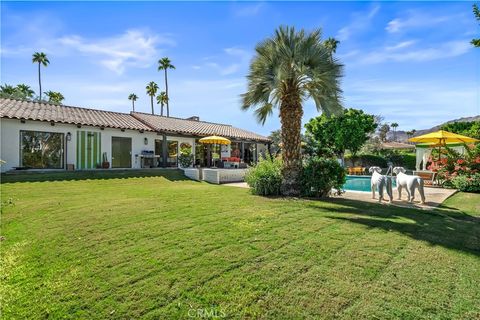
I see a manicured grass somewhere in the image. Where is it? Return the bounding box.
[1,171,479,319]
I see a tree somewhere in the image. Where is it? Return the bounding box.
[305,108,377,159]
[391,122,399,141]
[146,81,159,114]
[44,91,64,105]
[128,93,138,112]
[378,123,390,142]
[242,26,343,195]
[442,121,480,139]
[472,4,480,47]
[0,84,17,98]
[324,37,340,61]
[32,52,49,100]
[156,91,168,116]
[158,57,175,117]
[16,84,35,99]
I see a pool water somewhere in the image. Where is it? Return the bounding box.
[343,175,397,192]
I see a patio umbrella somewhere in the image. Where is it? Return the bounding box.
[199,135,231,167]
[408,130,479,161]
[199,135,231,145]
[408,130,478,144]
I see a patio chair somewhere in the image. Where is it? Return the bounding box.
[413,171,437,186]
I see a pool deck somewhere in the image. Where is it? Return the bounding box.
[222,182,457,209]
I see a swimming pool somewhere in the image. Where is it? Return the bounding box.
[343,175,396,192]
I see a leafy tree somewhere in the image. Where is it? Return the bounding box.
[146,81,159,114]
[32,52,49,100]
[128,93,138,112]
[158,57,175,117]
[441,121,480,139]
[156,91,168,116]
[378,123,390,142]
[472,4,480,47]
[241,26,343,196]
[391,122,399,141]
[44,91,65,105]
[305,108,377,159]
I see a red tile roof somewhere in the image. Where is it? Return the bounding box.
[0,98,270,142]
[132,112,270,142]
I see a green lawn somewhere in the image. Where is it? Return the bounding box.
[1,170,479,319]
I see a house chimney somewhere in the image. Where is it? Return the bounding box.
[186,116,200,121]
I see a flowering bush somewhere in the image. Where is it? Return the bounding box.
[427,144,480,192]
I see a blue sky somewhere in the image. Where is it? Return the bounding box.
[1,1,479,135]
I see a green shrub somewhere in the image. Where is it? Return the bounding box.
[451,174,480,193]
[245,155,282,196]
[345,154,387,168]
[178,154,194,168]
[301,157,346,197]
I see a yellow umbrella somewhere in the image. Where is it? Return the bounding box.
[409,130,478,161]
[408,130,478,144]
[199,135,231,145]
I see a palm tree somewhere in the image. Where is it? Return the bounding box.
[158,57,175,117]
[391,122,399,141]
[16,84,35,99]
[472,4,480,47]
[44,91,65,105]
[128,93,138,112]
[146,81,159,114]
[156,91,168,116]
[0,84,17,98]
[324,37,340,61]
[32,52,50,100]
[241,26,343,196]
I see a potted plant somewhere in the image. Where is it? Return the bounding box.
[102,152,110,169]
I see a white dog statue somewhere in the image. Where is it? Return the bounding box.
[369,166,393,203]
[392,167,426,204]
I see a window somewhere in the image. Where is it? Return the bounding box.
[20,130,64,169]
[167,140,178,167]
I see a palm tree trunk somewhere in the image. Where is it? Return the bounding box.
[38,62,42,100]
[164,70,169,117]
[132,101,135,112]
[151,96,154,114]
[161,103,164,116]
[279,98,303,196]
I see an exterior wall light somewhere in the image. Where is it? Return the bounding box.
[144,137,148,145]
[66,132,72,141]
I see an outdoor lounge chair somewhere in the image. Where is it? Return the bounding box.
[413,171,437,186]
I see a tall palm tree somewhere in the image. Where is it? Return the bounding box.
[146,81,159,114]
[391,122,399,141]
[128,93,138,112]
[32,52,50,100]
[156,91,168,116]
[158,57,175,117]
[44,91,65,105]
[16,84,35,99]
[242,26,343,196]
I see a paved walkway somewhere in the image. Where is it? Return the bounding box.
[222,182,457,209]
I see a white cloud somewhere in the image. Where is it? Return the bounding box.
[359,40,471,64]
[58,30,175,74]
[337,5,380,41]
[192,47,251,76]
[233,2,265,17]
[386,11,453,33]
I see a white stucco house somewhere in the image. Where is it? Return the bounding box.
[0,98,270,173]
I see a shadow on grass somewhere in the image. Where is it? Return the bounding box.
[0,169,192,184]
[309,198,480,257]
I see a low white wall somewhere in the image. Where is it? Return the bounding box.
[183,168,200,181]
[202,168,247,184]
